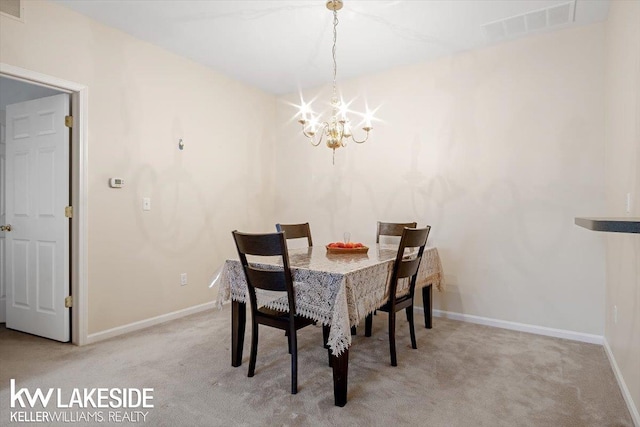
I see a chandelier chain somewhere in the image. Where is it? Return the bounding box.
[332,8,338,102]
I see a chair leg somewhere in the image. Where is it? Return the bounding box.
[389,311,397,367]
[322,324,330,348]
[406,306,417,349]
[290,326,298,394]
[365,313,373,337]
[285,330,292,354]
[248,321,259,377]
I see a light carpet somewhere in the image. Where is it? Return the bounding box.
[0,307,633,426]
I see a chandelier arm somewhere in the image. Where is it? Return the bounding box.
[302,131,324,147]
[301,129,316,139]
[310,134,324,147]
[350,130,371,144]
[309,123,329,147]
[300,123,316,139]
[300,121,327,145]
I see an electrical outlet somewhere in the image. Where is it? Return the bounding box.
[143,197,151,211]
[614,305,618,324]
[180,273,188,286]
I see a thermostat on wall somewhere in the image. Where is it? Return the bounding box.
[109,178,125,188]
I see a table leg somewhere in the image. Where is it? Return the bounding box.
[331,349,349,407]
[422,283,432,329]
[232,301,246,367]
[322,325,332,367]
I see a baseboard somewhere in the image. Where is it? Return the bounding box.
[86,301,216,345]
[414,307,604,345]
[604,338,640,427]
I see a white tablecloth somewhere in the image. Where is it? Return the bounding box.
[217,245,444,356]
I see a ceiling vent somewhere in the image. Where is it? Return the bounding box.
[0,0,24,22]
[482,1,575,43]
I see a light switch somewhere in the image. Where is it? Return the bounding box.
[143,197,151,211]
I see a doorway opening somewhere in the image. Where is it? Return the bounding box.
[0,63,88,345]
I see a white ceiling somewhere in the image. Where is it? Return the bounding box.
[53,0,610,95]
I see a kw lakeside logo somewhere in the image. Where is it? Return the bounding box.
[8,379,154,424]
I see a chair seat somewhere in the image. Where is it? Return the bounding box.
[376,294,413,313]
[255,306,315,330]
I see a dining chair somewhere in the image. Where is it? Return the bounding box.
[365,226,431,366]
[232,230,315,394]
[378,221,436,329]
[376,221,417,243]
[370,221,418,325]
[275,222,332,359]
[276,222,313,247]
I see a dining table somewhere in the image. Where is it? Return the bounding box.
[216,243,445,407]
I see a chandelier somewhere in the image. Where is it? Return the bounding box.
[297,0,373,164]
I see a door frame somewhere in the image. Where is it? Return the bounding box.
[1,63,88,345]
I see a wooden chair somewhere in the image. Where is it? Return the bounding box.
[276,222,313,247]
[377,221,435,329]
[365,226,431,366]
[371,221,418,323]
[376,221,417,243]
[276,222,331,358]
[232,230,314,394]
[342,222,418,337]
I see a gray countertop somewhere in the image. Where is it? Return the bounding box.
[574,217,640,234]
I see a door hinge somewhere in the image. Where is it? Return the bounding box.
[65,296,73,308]
[65,115,73,128]
[65,206,73,218]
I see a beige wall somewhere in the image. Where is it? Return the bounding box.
[604,0,640,418]
[2,5,636,417]
[0,1,277,333]
[276,24,607,335]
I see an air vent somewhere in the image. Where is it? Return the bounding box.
[526,10,548,32]
[504,15,526,36]
[0,0,24,21]
[548,3,573,27]
[482,1,575,43]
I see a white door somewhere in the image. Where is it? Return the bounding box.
[0,117,6,322]
[5,94,70,342]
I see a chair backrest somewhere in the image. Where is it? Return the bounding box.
[376,221,417,243]
[232,230,297,317]
[276,222,313,247]
[389,226,431,302]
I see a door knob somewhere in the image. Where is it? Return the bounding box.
[0,225,12,232]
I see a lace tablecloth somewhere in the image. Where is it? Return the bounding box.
[216,245,444,356]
